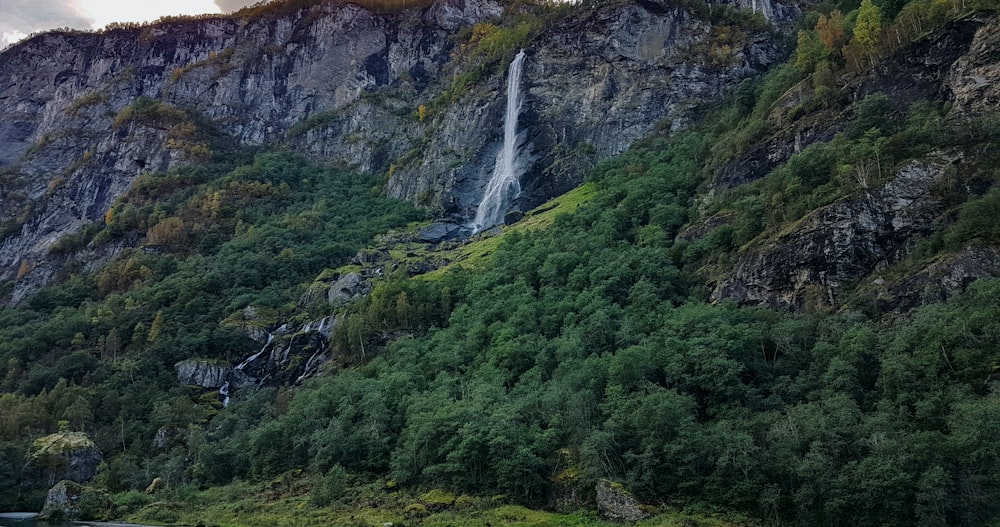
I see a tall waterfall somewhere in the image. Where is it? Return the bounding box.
[470,50,527,233]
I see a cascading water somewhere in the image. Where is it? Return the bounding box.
[469,49,527,234]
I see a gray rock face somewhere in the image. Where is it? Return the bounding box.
[713,157,957,309]
[387,0,785,216]
[0,0,788,301]
[175,359,232,388]
[595,480,648,523]
[947,14,1000,120]
[38,480,115,521]
[328,272,371,305]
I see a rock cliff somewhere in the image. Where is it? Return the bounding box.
[0,0,788,302]
[711,13,1000,310]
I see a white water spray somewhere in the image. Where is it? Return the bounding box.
[470,49,527,233]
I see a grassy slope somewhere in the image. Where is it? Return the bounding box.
[123,480,752,527]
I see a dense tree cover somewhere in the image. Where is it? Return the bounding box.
[0,149,423,508]
[2,0,999,525]
[192,122,1000,524]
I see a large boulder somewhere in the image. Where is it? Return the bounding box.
[38,480,115,521]
[25,432,102,487]
[595,480,648,523]
[175,359,232,388]
[328,272,371,306]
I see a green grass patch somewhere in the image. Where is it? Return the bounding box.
[419,182,597,280]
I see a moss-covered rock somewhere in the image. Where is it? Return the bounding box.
[25,432,102,486]
[38,480,115,521]
[419,489,456,510]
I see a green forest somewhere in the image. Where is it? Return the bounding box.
[2,0,1000,525]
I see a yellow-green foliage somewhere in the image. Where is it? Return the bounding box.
[120,481,751,527]
[113,97,187,128]
[66,92,108,116]
[420,488,456,509]
[30,431,94,458]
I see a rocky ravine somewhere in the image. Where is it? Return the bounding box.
[0,0,790,302]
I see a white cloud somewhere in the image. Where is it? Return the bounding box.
[0,0,93,45]
[78,0,221,29]
[2,30,28,46]
[0,0,225,46]
[214,0,259,13]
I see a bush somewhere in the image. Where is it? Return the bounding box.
[310,465,348,506]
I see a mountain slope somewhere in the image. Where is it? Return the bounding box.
[0,0,787,302]
[1,0,1000,525]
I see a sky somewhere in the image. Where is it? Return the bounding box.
[1,0,260,46]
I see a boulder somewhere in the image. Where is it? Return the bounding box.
[503,210,525,225]
[595,480,648,523]
[152,426,184,449]
[145,477,165,495]
[38,480,115,521]
[328,272,371,306]
[415,222,465,244]
[25,432,102,487]
[175,359,232,388]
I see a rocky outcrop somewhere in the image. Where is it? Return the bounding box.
[595,480,648,523]
[0,0,788,302]
[328,272,372,306]
[947,13,1000,120]
[175,358,232,388]
[715,13,997,192]
[230,323,330,390]
[713,156,959,309]
[862,246,1000,312]
[23,432,102,487]
[38,480,115,521]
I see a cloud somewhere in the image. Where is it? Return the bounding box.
[0,0,94,44]
[214,0,259,13]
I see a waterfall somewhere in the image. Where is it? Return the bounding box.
[470,50,527,234]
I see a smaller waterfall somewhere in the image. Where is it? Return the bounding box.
[470,50,527,233]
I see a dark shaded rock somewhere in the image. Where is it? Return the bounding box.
[24,432,102,487]
[231,329,328,389]
[848,14,986,106]
[38,480,115,521]
[713,117,842,190]
[503,210,524,225]
[175,359,231,388]
[713,157,956,309]
[865,246,1000,312]
[714,14,996,193]
[416,222,466,243]
[596,480,648,523]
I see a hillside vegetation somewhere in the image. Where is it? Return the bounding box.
[2,0,1000,525]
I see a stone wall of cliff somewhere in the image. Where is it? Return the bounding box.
[0,0,790,301]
